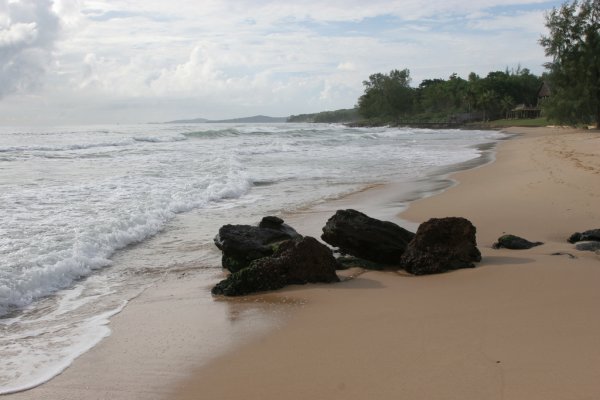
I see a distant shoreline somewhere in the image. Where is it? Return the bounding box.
[160,115,288,124]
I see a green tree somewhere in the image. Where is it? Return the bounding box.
[357,69,415,120]
[509,68,543,106]
[500,95,515,118]
[355,67,542,124]
[417,78,448,113]
[478,90,498,121]
[415,74,470,119]
[540,0,600,127]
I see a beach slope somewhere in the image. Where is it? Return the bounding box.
[174,126,600,400]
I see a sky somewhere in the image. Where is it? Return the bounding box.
[0,0,565,125]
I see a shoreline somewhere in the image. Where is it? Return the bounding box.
[3,128,503,399]
[172,126,600,399]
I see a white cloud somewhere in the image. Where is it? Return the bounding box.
[337,62,357,71]
[0,0,562,124]
[467,10,546,33]
[0,0,60,98]
[0,21,37,46]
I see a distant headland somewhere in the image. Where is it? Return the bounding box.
[160,109,360,124]
[162,115,288,124]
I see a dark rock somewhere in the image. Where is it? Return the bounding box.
[212,237,340,296]
[492,234,543,250]
[400,217,481,275]
[568,229,600,243]
[321,209,414,265]
[575,241,600,252]
[211,262,288,296]
[259,216,284,229]
[269,237,340,284]
[214,216,302,272]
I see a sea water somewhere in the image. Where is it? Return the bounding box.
[0,123,504,393]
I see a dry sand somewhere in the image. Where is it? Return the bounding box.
[7,126,600,400]
[173,126,600,400]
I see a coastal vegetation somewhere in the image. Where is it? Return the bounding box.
[540,0,600,128]
[348,0,599,128]
[287,108,360,123]
[355,67,543,125]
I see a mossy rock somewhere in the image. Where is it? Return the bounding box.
[212,237,339,296]
[212,263,287,296]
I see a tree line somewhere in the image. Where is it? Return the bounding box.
[355,0,599,128]
[288,108,360,123]
[540,0,599,127]
[356,67,543,124]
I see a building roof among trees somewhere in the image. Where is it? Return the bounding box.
[538,81,551,98]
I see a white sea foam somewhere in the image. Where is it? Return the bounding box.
[0,299,128,395]
[132,135,187,143]
[0,140,133,153]
[0,148,252,316]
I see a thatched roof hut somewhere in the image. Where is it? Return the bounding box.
[538,81,551,99]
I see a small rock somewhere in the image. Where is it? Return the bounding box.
[568,229,600,243]
[492,234,543,250]
[575,241,600,252]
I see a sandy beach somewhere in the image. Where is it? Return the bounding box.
[7,126,600,400]
[172,126,600,400]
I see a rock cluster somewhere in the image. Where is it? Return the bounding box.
[212,210,484,296]
[320,211,481,275]
[566,228,600,253]
[210,211,600,296]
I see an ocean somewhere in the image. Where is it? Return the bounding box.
[0,123,504,393]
